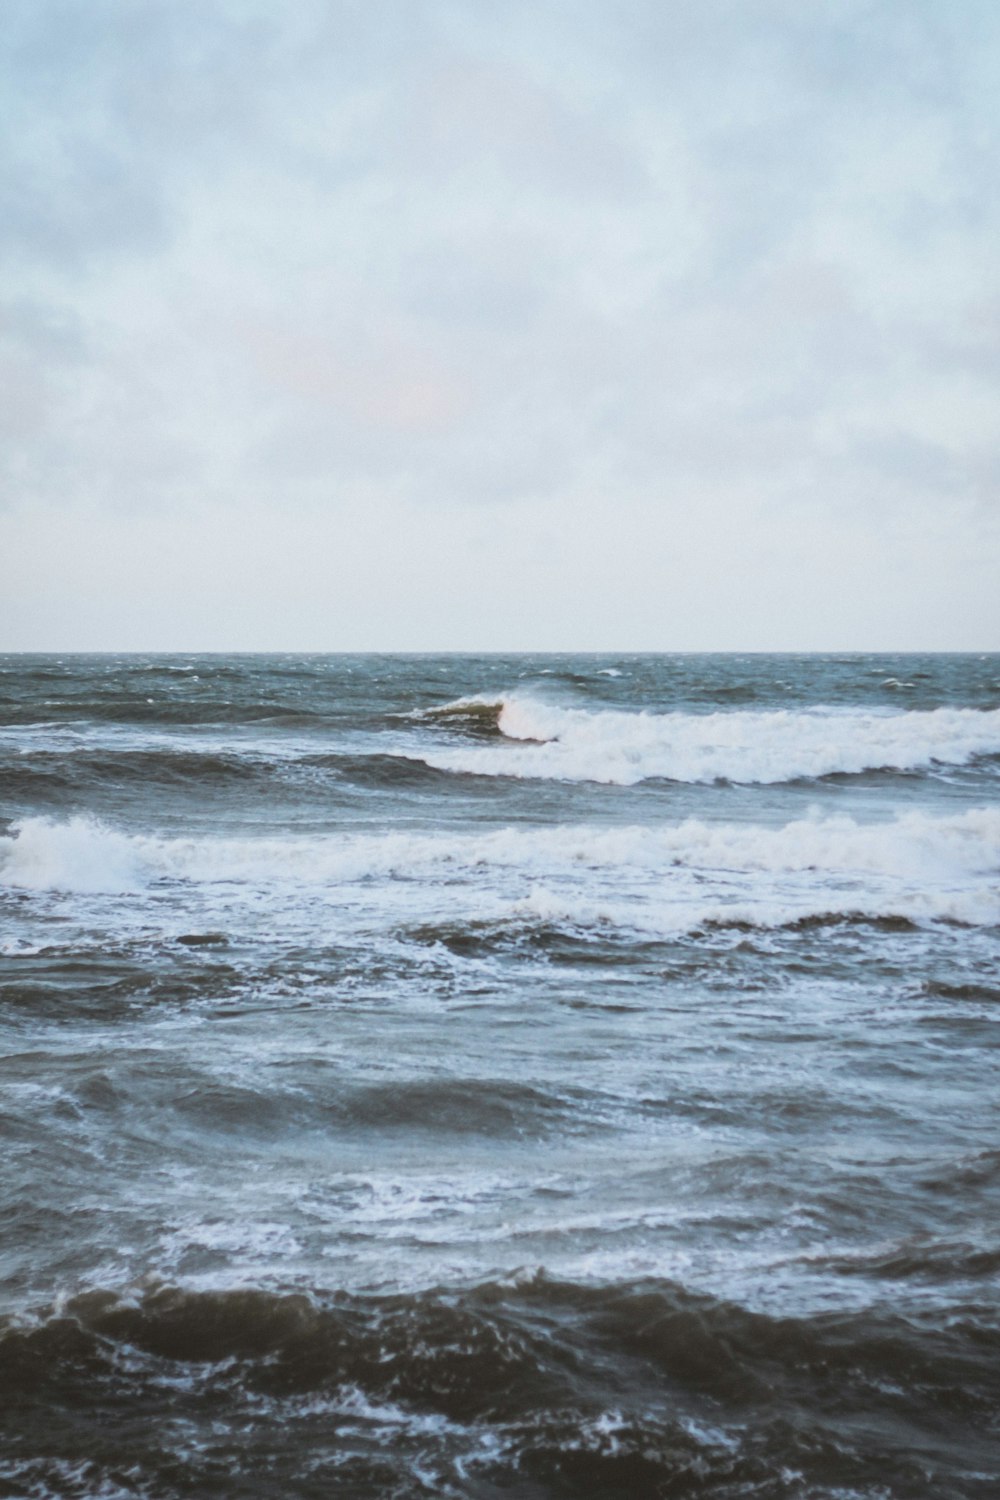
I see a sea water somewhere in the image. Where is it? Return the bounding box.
[1,653,998,1497]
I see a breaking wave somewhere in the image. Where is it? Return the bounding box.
[3,807,997,929]
[410,696,1000,784]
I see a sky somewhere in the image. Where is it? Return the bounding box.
[1,0,998,651]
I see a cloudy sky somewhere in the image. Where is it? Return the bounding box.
[2,0,998,650]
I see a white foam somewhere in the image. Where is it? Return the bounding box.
[0,1460,139,1500]
[2,808,997,928]
[0,815,145,892]
[411,698,1000,785]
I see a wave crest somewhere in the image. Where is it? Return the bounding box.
[414,697,508,738]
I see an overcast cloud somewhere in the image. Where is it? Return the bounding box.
[1,0,998,649]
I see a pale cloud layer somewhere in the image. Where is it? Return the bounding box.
[2,0,998,649]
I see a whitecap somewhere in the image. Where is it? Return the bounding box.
[407,698,1000,786]
[3,807,997,928]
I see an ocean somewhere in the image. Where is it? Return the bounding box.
[1,652,998,1499]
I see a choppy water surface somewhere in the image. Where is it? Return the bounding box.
[1,653,998,1499]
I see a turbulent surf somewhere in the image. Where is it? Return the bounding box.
[1,652,999,1498]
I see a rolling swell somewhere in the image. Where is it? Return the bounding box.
[0,746,492,810]
[309,750,465,789]
[0,697,330,729]
[0,748,264,805]
[168,1076,574,1140]
[3,1277,997,1498]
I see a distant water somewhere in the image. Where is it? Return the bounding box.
[2,653,999,1499]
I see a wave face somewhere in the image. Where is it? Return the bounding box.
[407,695,1000,784]
[4,1277,998,1500]
[2,652,1000,1497]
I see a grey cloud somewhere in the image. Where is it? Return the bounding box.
[1,0,998,648]
[399,236,552,330]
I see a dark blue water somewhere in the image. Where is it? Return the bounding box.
[2,654,999,1498]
